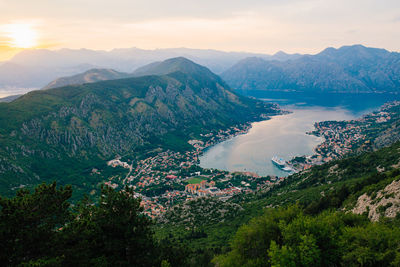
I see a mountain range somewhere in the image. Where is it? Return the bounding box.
[42,68,131,90]
[0,47,300,90]
[3,48,400,266]
[222,45,400,93]
[2,44,399,96]
[0,57,280,198]
[42,56,224,90]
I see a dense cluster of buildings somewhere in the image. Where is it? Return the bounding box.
[312,122,365,159]
[104,123,279,217]
[286,101,400,171]
[185,180,216,195]
[105,100,400,217]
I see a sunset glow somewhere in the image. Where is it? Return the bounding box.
[5,23,38,48]
[0,0,398,60]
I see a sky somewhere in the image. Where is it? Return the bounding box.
[0,0,399,60]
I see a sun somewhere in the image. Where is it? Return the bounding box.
[5,23,38,48]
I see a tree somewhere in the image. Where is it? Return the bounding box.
[0,182,72,266]
[268,241,296,267]
[212,205,301,267]
[340,223,400,266]
[0,183,161,266]
[62,185,156,266]
[213,205,400,267]
[297,234,320,266]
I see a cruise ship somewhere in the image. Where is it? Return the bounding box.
[271,156,286,167]
[271,156,293,172]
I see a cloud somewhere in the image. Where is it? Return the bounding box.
[0,0,312,22]
[0,0,399,55]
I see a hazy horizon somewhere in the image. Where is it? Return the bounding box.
[4,43,399,62]
[0,0,399,60]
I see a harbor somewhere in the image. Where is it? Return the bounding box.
[200,106,355,177]
[271,156,294,172]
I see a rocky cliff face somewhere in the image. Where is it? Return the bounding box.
[0,58,280,197]
[352,179,400,221]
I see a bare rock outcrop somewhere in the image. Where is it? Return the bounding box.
[352,179,400,221]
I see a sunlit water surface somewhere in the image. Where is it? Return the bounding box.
[200,91,400,176]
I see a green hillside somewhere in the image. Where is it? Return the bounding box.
[0,58,280,199]
[3,56,400,266]
[155,140,400,265]
[211,141,400,266]
[4,135,400,266]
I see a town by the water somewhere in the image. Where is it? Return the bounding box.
[106,101,400,217]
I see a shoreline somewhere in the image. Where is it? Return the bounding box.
[287,101,400,172]
[195,109,292,169]
[114,100,400,217]
[106,108,288,217]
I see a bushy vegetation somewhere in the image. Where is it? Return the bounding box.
[213,205,400,267]
[3,125,400,266]
[155,141,400,266]
[3,139,400,266]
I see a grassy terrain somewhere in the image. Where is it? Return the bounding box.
[186,176,207,184]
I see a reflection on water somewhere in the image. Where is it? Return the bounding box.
[200,106,354,176]
[200,91,400,177]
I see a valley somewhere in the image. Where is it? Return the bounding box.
[199,106,353,176]
[100,96,400,218]
[2,0,400,265]
[0,57,282,201]
[200,91,400,175]
[2,52,400,266]
[106,123,285,217]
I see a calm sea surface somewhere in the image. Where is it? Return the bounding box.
[199,91,400,177]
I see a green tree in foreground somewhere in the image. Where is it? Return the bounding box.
[213,205,400,267]
[0,183,160,266]
[62,185,155,266]
[0,182,72,265]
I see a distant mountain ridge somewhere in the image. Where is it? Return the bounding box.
[0,47,300,91]
[7,44,398,95]
[0,94,21,103]
[132,57,219,77]
[42,68,131,90]
[41,57,229,90]
[222,45,400,93]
